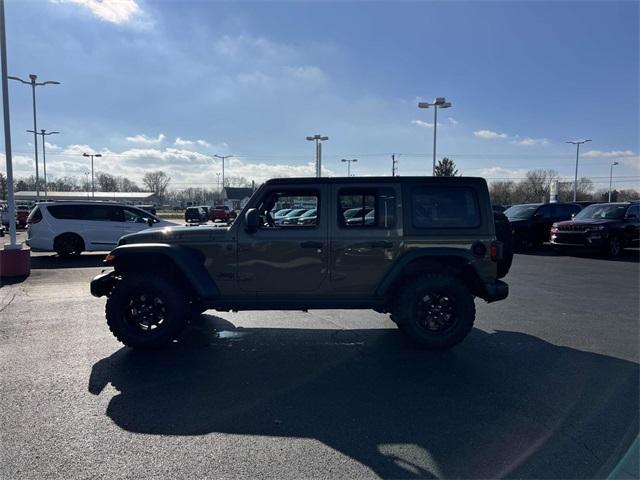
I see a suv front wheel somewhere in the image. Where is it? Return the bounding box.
[393,274,476,350]
[106,273,189,348]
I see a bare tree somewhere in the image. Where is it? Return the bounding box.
[96,172,118,192]
[117,177,140,192]
[489,181,515,205]
[143,171,171,199]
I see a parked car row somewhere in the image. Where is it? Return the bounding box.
[502,201,639,257]
[184,205,239,224]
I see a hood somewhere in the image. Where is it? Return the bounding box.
[554,218,620,227]
[119,224,231,245]
[508,219,530,228]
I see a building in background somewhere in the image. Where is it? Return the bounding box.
[14,191,159,205]
[221,187,254,210]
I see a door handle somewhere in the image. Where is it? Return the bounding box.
[370,241,393,248]
[300,241,323,249]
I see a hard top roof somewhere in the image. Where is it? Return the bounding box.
[264,176,486,185]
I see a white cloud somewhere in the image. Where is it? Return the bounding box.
[174,138,214,148]
[174,137,194,147]
[214,35,296,63]
[448,117,458,125]
[512,137,549,146]
[477,166,529,180]
[474,129,508,139]
[284,66,328,84]
[584,149,640,170]
[51,0,142,24]
[126,133,165,145]
[44,142,61,150]
[411,120,442,128]
[62,144,98,155]
[583,149,637,158]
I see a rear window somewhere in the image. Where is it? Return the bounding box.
[27,206,42,223]
[411,186,480,228]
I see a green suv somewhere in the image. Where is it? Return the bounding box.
[91,177,512,350]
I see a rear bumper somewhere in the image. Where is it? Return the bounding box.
[479,280,509,303]
[90,270,117,298]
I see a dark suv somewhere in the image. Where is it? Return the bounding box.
[504,202,582,250]
[91,177,512,351]
[551,202,640,256]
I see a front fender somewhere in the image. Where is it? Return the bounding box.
[102,243,220,300]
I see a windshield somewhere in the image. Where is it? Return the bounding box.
[574,204,627,220]
[504,205,539,219]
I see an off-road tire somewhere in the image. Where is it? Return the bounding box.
[393,274,475,350]
[54,233,84,257]
[106,273,189,349]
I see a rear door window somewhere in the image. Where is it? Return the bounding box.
[338,187,396,228]
[411,186,480,228]
[47,204,81,220]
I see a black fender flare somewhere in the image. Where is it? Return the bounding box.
[375,248,478,297]
[100,243,220,299]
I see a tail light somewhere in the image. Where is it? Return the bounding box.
[490,241,503,261]
[550,226,558,234]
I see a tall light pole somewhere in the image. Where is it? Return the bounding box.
[83,152,102,197]
[418,97,452,175]
[306,134,328,177]
[8,74,60,200]
[341,158,358,176]
[27,129,58,199]
[566,139,591,201]
[609,161,619,202]
[214,154,232,190]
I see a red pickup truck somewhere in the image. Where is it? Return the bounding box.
[209,205,237,222]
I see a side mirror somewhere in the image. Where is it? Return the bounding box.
[571,213,576,219]
[147,218,154,227]
[245,208,260,233]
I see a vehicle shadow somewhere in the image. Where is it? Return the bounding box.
[88,316,639,479]
[30,253,106,270]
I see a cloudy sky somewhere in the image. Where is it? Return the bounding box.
[1,0,638,191]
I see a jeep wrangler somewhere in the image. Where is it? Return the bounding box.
[91,177,512,350]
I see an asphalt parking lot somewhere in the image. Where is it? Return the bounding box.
[1,231,638,479]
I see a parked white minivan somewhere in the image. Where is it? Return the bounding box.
[26,202,176,256]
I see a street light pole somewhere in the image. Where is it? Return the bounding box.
[306,134,329,177]
[418,97,452,176]
[609,161,619,202]
[8,74,60,200]
[341,158,358,176]
[566,139,591,201]
[82,152,102,198]
[27,129,58,199]
[214,155,232,190]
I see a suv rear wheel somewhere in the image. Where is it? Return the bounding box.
[393,274,476,350]
[106,273,189,348]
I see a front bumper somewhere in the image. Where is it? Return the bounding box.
[90,270,117,297]
[551,231,608,248]
[479,280,509,303]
